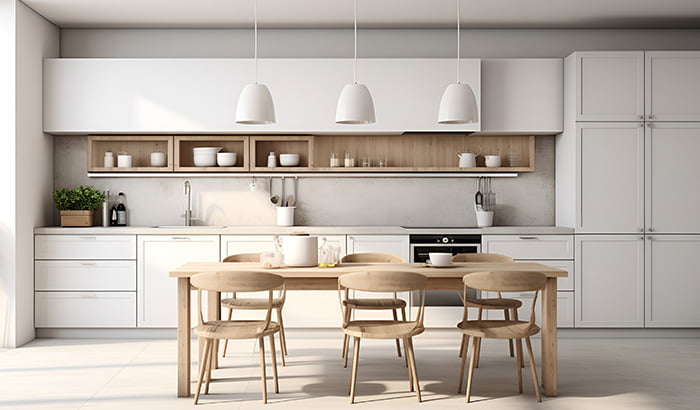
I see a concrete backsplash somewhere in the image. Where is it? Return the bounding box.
[53,135,554,227]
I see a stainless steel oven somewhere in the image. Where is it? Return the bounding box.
[409,234,481,307]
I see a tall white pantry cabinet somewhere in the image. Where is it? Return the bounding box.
[557,51,700,327]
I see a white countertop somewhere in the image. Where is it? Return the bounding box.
[34,225,573,235]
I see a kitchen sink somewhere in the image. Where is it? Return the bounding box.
[153,225,226,228]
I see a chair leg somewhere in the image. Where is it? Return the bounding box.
[342,306,352,361]
[465,337,480,403]
[221,308,233,357]
[525,337,542,402]
[403,338,414,392]
[194,338,211,405]
[515,338,523,394]
[392,309,402,358]
[457,334,470,393]
[349,337,361,404]
[277,308,288,356]
[475,309,483,368]
[406,337,422,402]
[269,335,279,394]
[258,337,268,404]
[401,308,409,368]
[513,308,525,368]
[343,335,351,368]
[458,304,469,358]
[205,339,215,394]
[504,309,514,358]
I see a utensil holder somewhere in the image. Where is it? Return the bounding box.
[276,206,296,227]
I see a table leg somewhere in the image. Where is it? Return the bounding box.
[541,277,557,396]
[177,278,191,397]
[207,290,221,369]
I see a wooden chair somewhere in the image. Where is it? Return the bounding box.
[339,253,407,362]
[191,271,285,405]
[457,271,545,403]
[453,253,522,366]
[220,253,288,360]
[339,271,428,403]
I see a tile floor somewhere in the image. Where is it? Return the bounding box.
[1,330,699,409]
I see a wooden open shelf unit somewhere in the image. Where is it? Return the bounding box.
[174,135,248,172]
[87,135,173,172]
[87,134,534,174]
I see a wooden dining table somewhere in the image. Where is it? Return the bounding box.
[169,261,567,398]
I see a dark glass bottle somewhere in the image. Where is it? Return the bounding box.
[110,205,118,226]
[116,192,127,226]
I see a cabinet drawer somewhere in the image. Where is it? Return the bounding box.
[521,260,574,291]
[482,235,573,260]
[35,291,136,328]
[35,261,136,291]
[35,235,136,260]
[486,291,574,328]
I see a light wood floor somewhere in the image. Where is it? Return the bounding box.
[1,330,699,409]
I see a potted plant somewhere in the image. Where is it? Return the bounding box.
[53,186,105,227]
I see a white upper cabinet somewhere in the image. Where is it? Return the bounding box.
[645,123,700,233]
[645,52,700,121]
[43,58,480,134]
[577,123,645,233]
[576,51,644,122]
[480,59,563,134]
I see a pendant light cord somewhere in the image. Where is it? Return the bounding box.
[254,0,258,84]
[354,0,358,84]
[456,0,461,84]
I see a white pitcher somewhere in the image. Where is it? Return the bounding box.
[457,152,477,168]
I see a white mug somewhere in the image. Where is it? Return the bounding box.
[485,155,502,168]
[457,152,477,168]
[150,152,166,167]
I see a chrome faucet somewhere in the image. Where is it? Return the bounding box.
[183,180,192,226]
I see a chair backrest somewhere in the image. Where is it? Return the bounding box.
[452,253,513,263]
[223,253,261,263]
[462,271,546,326]
[341,252,406,263]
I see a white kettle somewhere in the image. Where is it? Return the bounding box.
[457,152,477,168]
[278,234,318,267]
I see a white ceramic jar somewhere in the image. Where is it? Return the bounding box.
[279,235,318,267]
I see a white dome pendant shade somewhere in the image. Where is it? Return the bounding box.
[336,0,376,124]
[438,82,478,124]
[336,83,376,124]
[235,0,275,125]
[235,83,276,124]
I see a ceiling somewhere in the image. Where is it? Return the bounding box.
[22,0,700,29]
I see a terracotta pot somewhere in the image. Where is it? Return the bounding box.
[60,210,95,227]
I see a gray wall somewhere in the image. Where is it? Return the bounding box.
[53,28,700,227]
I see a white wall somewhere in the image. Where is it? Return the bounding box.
[0,1,59,348]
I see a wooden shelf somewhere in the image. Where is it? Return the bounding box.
[87,135,173,172]
[174,136,248,171]
[250,136,314,171]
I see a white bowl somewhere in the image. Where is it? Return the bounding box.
[484,155,502,168]
[193,147,222,167]
[279,154,300,167]
[216,152,237,167]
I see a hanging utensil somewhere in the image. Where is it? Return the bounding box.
[474,177,483,207]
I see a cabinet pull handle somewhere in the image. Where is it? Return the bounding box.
[648,227,654,232]
[518,237,538,240]
[79,262,97,266]
[171,237,191,240]
[79,293,98,299]
[79,236,97,240]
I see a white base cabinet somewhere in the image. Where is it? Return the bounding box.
[645,235,700,327]
[137,235,219,328]
[35,292,136,328]
[575,235,645,327]
[485,291,574,328]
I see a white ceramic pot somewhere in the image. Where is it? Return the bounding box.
[193,147,223,167]
[457,152,477,168]
[279,235,318,267]
[484,155,502,168]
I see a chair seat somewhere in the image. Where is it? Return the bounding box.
[343,320,424,339]
[457,320,540,339]
[465,297,523,310]
[221,297,284,309]
[343,298,407,310]
[195,320,280,340]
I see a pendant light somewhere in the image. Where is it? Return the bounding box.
[438,0,478,124]
[235,0,276,124]
[336,0,376,124]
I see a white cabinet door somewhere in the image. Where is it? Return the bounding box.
[575,235,645,327]
[576,52,644,122]
[577,123,645,233]
[137,235,219,328]
[523,260,574,291]
[646,123,700,233]
[35,235,136,260]
[35,261,136,291]
[645,51,700,122]
[481,235,573,260]
[220,235,277,259]
[480,58,563,134]
[645,235,700,327]
[346,235,410,262]
[35,292,136,328]
[486,291,574,328]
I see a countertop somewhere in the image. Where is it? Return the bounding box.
[34,225,573,235]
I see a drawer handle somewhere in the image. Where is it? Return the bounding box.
[79,236,97,240]
[79,262,97,266]
[518,237,539,240]
[171,237,191,240]
[79,293,98,299]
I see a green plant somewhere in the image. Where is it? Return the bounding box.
[53,186,105,211]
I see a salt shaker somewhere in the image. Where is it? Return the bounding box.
[267,152,277,168]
